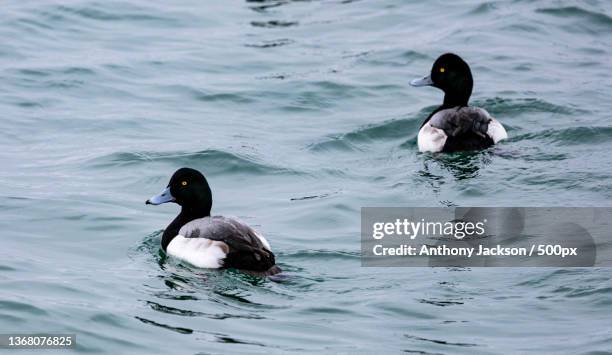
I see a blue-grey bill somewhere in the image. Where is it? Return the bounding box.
[410,75,433,87]
[146,186,175,205]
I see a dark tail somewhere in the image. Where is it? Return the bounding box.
[241,265,282,277]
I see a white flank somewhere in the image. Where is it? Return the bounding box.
[253,230,271,250]
[487,118,508,143]
[418,123,448,152]
[166,235,227,268]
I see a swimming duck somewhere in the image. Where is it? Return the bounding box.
[410,53,507,152]
[146,167,281,276]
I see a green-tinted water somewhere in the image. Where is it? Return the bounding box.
[1,0,611,353]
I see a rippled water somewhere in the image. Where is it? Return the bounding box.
[1,0,611,353]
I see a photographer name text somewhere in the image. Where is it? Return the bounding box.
[373,244,578,258]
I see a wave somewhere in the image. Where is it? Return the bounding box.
[250,20,298,28]
[308,114,424,152]
[514,269,612,305]
[510,126,612,146]
[537,6,612,31]
[245,38,295,48]
[53,4,182,25]
[474,97,588,117]
[282,249,360,261]
[89,149,302,176]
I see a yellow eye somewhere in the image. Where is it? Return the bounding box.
[181,181,187,186]
[440,67,445,73]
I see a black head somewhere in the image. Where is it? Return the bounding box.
[410,53,473,107]
[146,167,212,215]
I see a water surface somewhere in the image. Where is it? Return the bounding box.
[1,0,611,353]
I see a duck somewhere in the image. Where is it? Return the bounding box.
[410,53,507,152]
[146,167,281,276]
